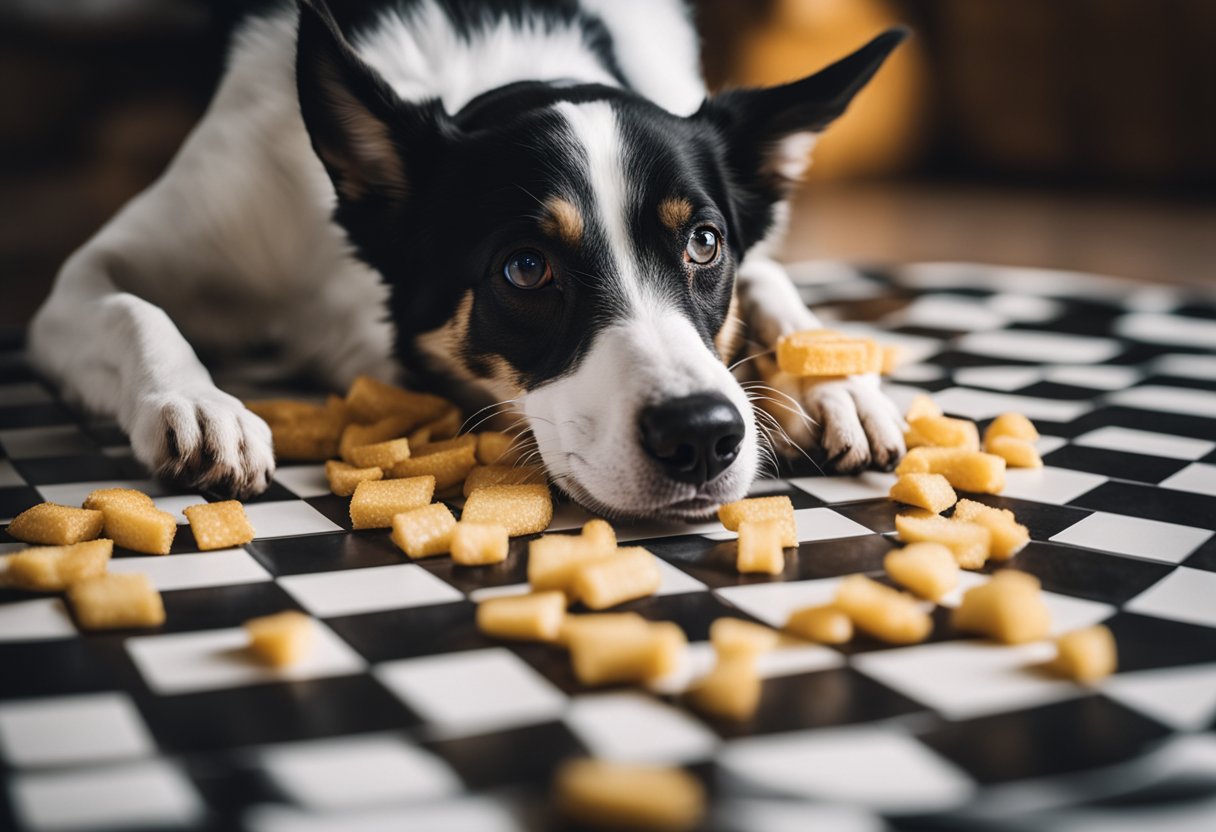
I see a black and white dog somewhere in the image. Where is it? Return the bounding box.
[30,0,907,520]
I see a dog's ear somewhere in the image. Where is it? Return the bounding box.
[697,28,908,243]
[296,0,450,204]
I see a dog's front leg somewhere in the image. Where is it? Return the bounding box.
[736,253,905,473]
[29,255,275,497]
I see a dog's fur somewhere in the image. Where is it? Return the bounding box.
[30,0,907,519]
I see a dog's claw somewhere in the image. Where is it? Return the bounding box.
[131,388,275,499]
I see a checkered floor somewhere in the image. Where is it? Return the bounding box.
[2,262,1216,831]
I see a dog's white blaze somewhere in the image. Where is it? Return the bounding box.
[355,0,620,113]
[552,100,650,313]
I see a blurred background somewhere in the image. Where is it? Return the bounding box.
[1,0,1214,328]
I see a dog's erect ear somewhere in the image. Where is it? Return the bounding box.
[296,0,449,203]
[698,27,908,227]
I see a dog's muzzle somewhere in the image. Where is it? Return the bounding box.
[638,392,745,486]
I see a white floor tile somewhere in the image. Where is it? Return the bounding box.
[1125,567,1216,629]
[279,563,462,617]
[718,726,974,812]
[1050,512,1212,564]
[654,558,707,596]
[889,363,946,384]
[704,508,873,544]
[788,472,896,504]
[1151,353,1216,381]
[1036,435,1069,456]
[1072,427,1214,461]
[1000,466,1107,505]
[954,330,1122,364]
[986,293,1065,323]
[852,640,1079,720]
[1115,312,1216,350]
[1106,385,1216,419]
[11,760,203,831]
[718,799,886,832]
[36,480,203,523]
[716,578,853,630]
[108,550,271,592]
[245,796,523,832]
[467,583,531,603]
[893,294,1009,331]
[260,735,461,811]
[1043,365,1143,391]
[243,501,342,539]
[1104,663,1216,732]
[545,501,597,532]
[0,599,77,641]
[932,387,1093,423]
[127,621,365,695]
[375,648,566,738]
[952,366,1043,392]
[272,465,330,499]
[565,691,718,764]
[613,516,721,543]
[1160,463,1216,498]
[0,693,154,768]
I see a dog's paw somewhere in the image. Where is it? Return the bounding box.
[802,374,906,474]
[130,387,275,499]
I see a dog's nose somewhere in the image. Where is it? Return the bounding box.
[639,393,745,485]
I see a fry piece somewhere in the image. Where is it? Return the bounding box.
[339,414,416,463]
[896,447,1006,494]
[907,415,980,450]
[784,605,853,644]
[736,519,787,575]
[685,653,762,721]
[906,394,942,421]
[68,573,165,630]
[450,522,510,566]
[835,574,932,645]
[476,431,521,465]
[461,484,553,537]
[347,438,411,469]
[390,503,457,558]
[709,617,780,657]
[183,501,255,551]
[245,399,327,425]
[414,434,478,457]
[344,375,450,426]
[417,406,462,441]
[325,460,383,497]
[528,534,615,598]
[245,611,314,667]
[1048,625,1117,683]
[951,499,1030,560]
[5,540,113,592]
[271,415,344,461]
[568,620,686,686]
[884,543,960,602]
[985,436,1043,469]
[581,519,616,549]
[462,464,545,497]
[895,511,991,569]
[476,590,566,641]
[388,443,478,492]
[777,332,878,377]
[101,504,177,555]
[984,412,1040,444]
[717,495,797,547]
[556,612,648,648]
[889,473,957,514]
[7,504,104,546]
[348,476,435,530]
[554,759,705,832]
[952,570,1051,644]
[82,488,154,513]
[573,547,661,610]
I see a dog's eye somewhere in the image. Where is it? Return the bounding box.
[504,249,552,289]
[685,227,720,265]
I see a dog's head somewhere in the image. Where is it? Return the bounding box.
[296,1,904,519]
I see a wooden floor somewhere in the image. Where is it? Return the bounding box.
[2,177,1213,329]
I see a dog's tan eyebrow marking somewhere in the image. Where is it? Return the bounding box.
[539,197,584,247]
[658,197,693,231]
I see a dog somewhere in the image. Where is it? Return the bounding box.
[29,0,907,521]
